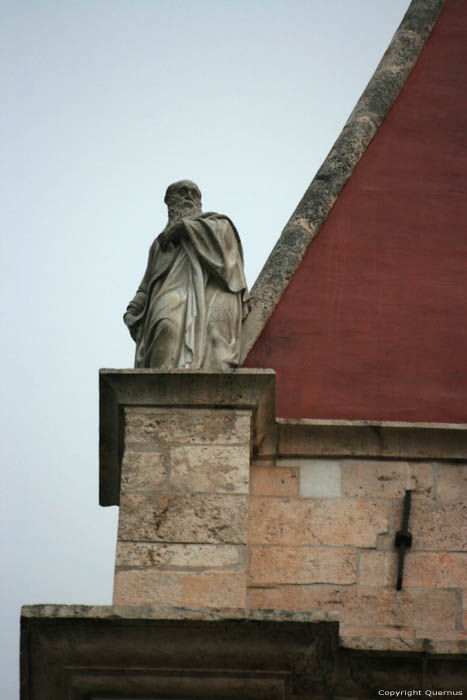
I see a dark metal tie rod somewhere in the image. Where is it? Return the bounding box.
[395,489,413,590]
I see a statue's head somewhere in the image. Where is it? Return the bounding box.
[164,180,202,221]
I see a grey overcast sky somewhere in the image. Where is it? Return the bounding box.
[1,1,411,696]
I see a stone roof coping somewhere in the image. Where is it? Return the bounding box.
[21,603,338,625]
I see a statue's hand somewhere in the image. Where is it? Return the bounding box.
[124,312,140,341]
[159,220,185,250]
[158,229,167,250]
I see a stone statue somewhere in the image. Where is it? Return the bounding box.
[124,180,250,369]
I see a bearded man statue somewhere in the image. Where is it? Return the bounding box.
[124,180,250,369]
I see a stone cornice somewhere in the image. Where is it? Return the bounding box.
[278,418,467,460]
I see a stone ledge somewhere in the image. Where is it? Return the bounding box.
[21,603,338,623]
[20,604,338,700]
[99,369,276,506]
[278,418,467,459]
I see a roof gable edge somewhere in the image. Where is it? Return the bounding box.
[241,0,446,362]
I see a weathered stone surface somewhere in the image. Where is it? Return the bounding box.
[21,601,467,698]
[170,445,249,494]
[251,464,298,497]
[113,570,182,606]
[250,546,356,585]
[296,459,343,499]
[378,496,467,552]
[405,552,467,588]
[340,626,421,653]
[413,628,467,655]
[181,572,246,609]
[21,603,337,624]
[120,450,168,492]
[100,370,276,506]
[436,463,467,503]
[403,500,467,551]
[114,570,246,608]
[116,542,243,570]
[248,497,388,547]
[21,605,339,700]
[277,420,467,460]
[113,391,258,608]
[416,637,467,655]
[414,629,467,643]
[119,493,247,544]
[358,551,394,587]
[359,550,467,590]
[119,406,250,505]
[247,586,458,634]
[125,406,251,447]
[342,459,433,499]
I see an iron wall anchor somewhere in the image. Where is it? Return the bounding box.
[395,489,413,590]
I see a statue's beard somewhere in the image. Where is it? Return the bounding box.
[167,199,202,225]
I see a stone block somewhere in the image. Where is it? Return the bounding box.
[404,552,467,588]
[120,450,168,493]
[418,637,467,655]
[297,459,343,498]
[340,626,420,652]
[247,586,458,634]
[413,629,467,655]
[125,406,251,448]
[359,550,467,589]
[182,571,246,608]
[248,497,388,547]
[251,464,298,497]
[249,546,356,585]
[342,459,433,500]
[401,499,467,551]
[114,570,183,606]
[436,463,467,503]
[170,445,249,494]
[414,629,467,642]
[114,570,246,608]
[118,493,247,544]
[358,551,393,587]
[116,542,242,570]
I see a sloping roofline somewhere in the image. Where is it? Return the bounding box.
[241,0,446,361]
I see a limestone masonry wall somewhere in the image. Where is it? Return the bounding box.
[105,371,466,658]
[248,456,467,654]
[114,406,251,609]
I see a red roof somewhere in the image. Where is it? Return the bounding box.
[244,0,467,422]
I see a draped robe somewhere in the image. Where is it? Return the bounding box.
[125,212,249,369]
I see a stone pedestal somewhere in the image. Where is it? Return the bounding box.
[99,369,276,608]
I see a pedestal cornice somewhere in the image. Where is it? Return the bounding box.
[99,369,276,506]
